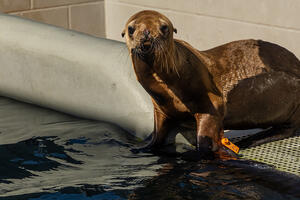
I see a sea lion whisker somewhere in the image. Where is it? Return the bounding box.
[153,40,169,73]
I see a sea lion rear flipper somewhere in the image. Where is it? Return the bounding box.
[236,127,297,149]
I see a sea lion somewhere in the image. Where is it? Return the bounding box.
[122,10,300,156]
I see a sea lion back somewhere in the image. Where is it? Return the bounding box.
[203,39,300,97]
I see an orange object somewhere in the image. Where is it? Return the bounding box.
[221,138,240,154]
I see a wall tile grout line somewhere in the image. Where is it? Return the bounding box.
[12,1,104,15]
[68,1,105,8]
[30,0,34,10]
[11,5,70,14]
[30,0,103,10]
[68,6,72,29]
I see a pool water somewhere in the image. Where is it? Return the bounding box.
[0,97,299,200]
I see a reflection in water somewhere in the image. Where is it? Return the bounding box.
[0,136,82,183]
[131,158,300,200]
[0,96,299,200]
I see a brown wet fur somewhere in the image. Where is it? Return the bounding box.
[123,10,300,155]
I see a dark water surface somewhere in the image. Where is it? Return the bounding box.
[0,97,299,200]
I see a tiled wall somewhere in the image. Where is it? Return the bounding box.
[106,0,300,58]
[0,0,105,37]
[1,0,300,58]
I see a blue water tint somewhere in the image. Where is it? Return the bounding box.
[49,153,67,159]
[66,137,89,145]
[21,160,40,165]
[34,151,45,158]
[29,192,126,200]
[179,182,185,188]
[10,158,24,162]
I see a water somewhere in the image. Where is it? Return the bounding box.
[0,96,299,200]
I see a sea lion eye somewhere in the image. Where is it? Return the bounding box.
[128,26,135,35]
[160,25,169,34]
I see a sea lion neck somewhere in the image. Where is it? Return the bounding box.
[151,39,181,76]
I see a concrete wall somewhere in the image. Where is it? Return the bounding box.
[106,0,300,58]
[0,0,105,37]
[2,0,299,58]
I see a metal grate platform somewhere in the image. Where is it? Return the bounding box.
[239,136,300,176]
[176,129,300,176]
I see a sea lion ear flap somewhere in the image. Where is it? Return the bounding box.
[121,30,125,38]
[173,28,177,34]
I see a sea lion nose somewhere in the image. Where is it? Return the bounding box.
[143,29,150,39]
[141,29,152,51]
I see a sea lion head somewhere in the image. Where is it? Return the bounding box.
[122,10,178,69]
[122,10,177,55]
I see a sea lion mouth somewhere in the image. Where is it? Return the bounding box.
[143,41,151,46]
[140,38,154,53]
[141,42,152,53]
[132,39,155,56]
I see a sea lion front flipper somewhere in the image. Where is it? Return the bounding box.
[194,113,223,154]
[148,104,175,148]
[217,146,240,160]
[130,132,155,154]
[131,104,175,154]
